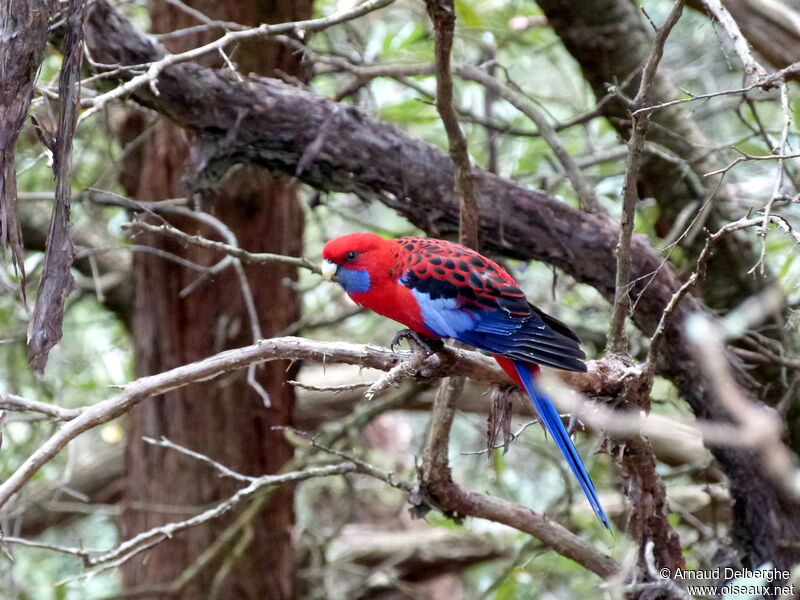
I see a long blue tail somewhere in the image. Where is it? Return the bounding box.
[513,361,610,529]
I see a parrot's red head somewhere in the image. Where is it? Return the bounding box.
[321,233,394,294]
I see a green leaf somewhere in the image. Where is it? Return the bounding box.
[379,98,437,124]
[456,0,483,28]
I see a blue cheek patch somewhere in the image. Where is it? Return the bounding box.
[338,267,371,293]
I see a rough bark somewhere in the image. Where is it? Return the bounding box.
[0,0,54,294]
[117,1,310,598]
[26,0,83,377]
[615,435,684,574]
[82,0,800,572]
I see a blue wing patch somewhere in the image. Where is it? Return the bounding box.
[401,268,586,373]
[409,288,520,338]
[410,291,476,338]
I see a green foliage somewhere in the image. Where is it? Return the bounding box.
[5,513,119,599]
[455,0,483,28]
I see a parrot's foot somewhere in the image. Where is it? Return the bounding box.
[390,329,444,355]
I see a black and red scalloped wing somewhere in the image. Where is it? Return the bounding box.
[395,237,529,317]
[393,237,586,371]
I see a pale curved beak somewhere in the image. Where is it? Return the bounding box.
[321,259,338,282]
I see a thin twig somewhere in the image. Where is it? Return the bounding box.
[418,381,620,577]
[3,536,94,559]
[755,83,792,274]
[84,463,357,568]
[607,0,685,354]
[126,220,320,274]
[143,436,254,483]
[167,208,272,404]
[703,150,800,178]
[424,0,479,248]
[455,64,604,213]
[0,393,81,421]
[274,427,414,493]
[686,315,800,498]
[647,214,800,367]
[294,43,610,141]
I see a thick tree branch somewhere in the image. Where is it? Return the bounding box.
[0,337,625,508]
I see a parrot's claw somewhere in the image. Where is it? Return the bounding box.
[390,329,444,355]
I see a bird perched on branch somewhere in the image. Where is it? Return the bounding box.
[321,232,609,529]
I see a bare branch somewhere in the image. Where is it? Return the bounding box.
[0,0,54,297]
[454,64,604,214]
[275,427,414,493]
[143,436,254,483]
[702,150,800,178]
[76,463,358,572]
[649,214,800,368]
[0,336,626,508]
[687,315,800,497]
[415,375,620,577]
[126,219,320,274]
[0,393,82,421]
[26,0,85,376]
[417,379,619,576]
[608,0,685,354]
[759,59,800,89]
[424,0,479,248]
[4,536,93,559]
[700,0,767,80]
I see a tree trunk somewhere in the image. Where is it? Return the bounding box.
[118,1,311,598]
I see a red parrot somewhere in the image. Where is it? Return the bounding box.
[321,233,609,529]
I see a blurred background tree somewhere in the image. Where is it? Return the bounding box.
[116,1,309,598]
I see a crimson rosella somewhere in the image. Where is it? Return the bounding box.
[321,233,609,528]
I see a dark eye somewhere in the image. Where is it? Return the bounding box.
[346,251,358,261]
